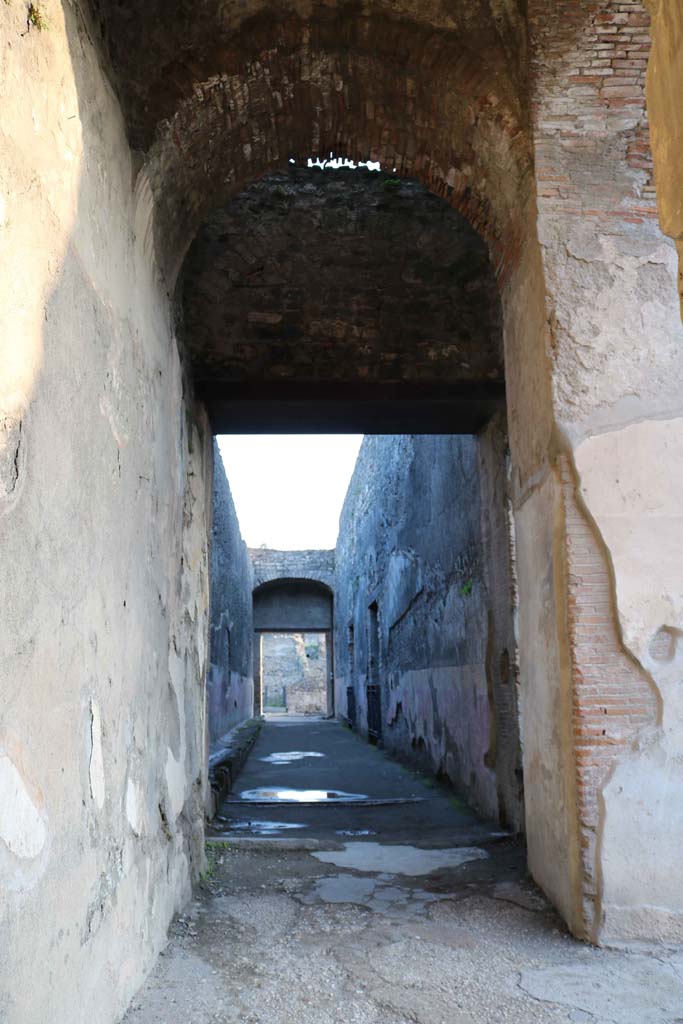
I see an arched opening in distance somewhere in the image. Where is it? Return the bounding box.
[253,578,335,717]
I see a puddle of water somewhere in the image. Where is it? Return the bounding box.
[239,788,368,803]
[259,751,326,765]
[335,829,377,837]
[312,842,489,875]
[304,873,441,914]
[314,875,377,904]
[210,818,308,836]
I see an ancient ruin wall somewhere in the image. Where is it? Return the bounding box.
[0,5,211,1021]
[527,0,683,943]
[261,633,328,714]
[334,429,522,828]
[250,548,336,591]
[207,443,254,747]
[181,168,503,390]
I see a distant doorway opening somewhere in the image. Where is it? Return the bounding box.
[253,578,335,717]
[260,631,331,715]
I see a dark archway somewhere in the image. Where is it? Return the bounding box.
[180,167,504,432]
[253,578,334,716]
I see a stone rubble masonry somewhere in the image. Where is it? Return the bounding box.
[92,3,532,290]
[207,717,263,814]
[249,549,334,717]
[1,6,682,1024]
[181,168,503,389]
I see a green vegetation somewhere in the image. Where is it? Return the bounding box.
[201,841,231,881]
[27,3,47,29]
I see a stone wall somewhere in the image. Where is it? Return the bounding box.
[262,633,329,715]
[0,3,680,1009]
[334,426,522,829]
[181,167,503,388]
[250,548,335,590]
[251,550,334,716]
[207,443,254,748]
[525,0,683,943]
[0,4,210,1022]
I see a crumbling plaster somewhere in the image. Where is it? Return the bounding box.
[518,0,683,945]
[0,3,212,1022]
[575,419,683,943]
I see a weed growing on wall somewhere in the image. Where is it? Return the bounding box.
[27,3,47,29]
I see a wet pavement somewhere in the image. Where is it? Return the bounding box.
[208,715,496,844]
[125,719,683,1024]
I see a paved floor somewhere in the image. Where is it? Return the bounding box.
[124,718,683,1024]
[207,715,500,845]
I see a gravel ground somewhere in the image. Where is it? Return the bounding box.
[122,841,683,1024]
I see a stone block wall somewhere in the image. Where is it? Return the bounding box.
[207,443,254,748]
[334,425,522,829]
[250,548,335,590]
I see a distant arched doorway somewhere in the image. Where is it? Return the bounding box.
[252,578,334,717]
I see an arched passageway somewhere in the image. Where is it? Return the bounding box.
[181,167,504,432]
[253,577,335,717]
[2,2,683,1021]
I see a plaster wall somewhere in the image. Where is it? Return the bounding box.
[526,0,683,943]
[647,0,683,307]
[334,430,522,828]
[207,443,254,748]
[0,4,210,1021]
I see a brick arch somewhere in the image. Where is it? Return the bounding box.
[138,10,534,287]
[179,166,505,425]
[250,549,335,593]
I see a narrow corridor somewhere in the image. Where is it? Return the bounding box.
[124,721,683,1024]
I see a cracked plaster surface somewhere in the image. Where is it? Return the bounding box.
[574,418,683,943]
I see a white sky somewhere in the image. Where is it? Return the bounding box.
[217,435,364,549]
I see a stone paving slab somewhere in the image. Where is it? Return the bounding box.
[125,719,683,1024]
